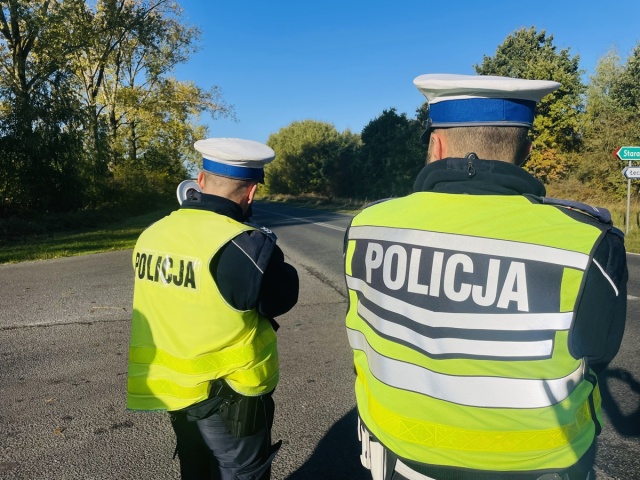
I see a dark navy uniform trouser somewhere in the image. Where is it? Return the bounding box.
[169,394,279,480]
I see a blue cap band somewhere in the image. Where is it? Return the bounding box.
[202,158,264,182]
[429,98,536,128]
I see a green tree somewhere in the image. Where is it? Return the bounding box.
[321,128,361,198]
[265,120,359,196]
[475,27,585,182]
[99,0,233,206]
[611,42,640,115]
[0,0,85,214]
[353,108,424,199]
[578,47,640,198]
[0,0,232,215]
[67,0,234,206]
[102,0,205,163]
[65,0,139,191]
[111,79,229,207]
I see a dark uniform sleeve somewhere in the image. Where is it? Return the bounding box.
[209,229,299,321]
[569,228,628,373]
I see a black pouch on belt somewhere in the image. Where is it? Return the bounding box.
[218,392,266,438]
[179,379,267,437]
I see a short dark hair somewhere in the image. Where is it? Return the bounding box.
[432,126,531,164]
[202,171,256,197]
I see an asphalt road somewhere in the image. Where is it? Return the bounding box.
[0,201,638,480]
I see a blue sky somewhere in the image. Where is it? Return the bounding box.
[173,0,640,144]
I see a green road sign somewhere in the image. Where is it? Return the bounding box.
[614,146,640,160]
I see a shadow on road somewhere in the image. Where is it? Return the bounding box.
[285,408,369,480]
[599,367,640,437]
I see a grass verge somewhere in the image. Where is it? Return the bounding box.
[0,206,175,264]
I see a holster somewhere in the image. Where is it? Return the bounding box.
[179,379,269,438]
[212,380,269,438]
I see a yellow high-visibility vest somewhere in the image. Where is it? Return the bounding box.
[345,192,605,473]
[127,208,278,411]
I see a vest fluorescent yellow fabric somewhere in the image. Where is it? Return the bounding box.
[127,209,278,411]
[345,192,604,473]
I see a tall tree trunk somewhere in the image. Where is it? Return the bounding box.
[128,119,138,163]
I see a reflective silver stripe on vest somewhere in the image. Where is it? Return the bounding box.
[357,301,553,358]
[347,275,573,332]
[349,226,590,270]
[347,328,584,408]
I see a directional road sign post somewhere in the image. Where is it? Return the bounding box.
[623,166,640,179]
[617,147,640,235]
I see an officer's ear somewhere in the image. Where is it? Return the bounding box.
[427,131,446,163]
[197,171,206,189]
[246,182,258,204]
[515,140,533,167]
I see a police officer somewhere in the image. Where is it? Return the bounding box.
[344,74,628,480]
[127,138,299,480]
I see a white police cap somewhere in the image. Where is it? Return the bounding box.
[413,74,560,130]
[194,138,275,183]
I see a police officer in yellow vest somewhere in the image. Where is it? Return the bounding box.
[127,138,299,480]
[344,75,628,480]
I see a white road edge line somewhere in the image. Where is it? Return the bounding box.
[253,206,347,232]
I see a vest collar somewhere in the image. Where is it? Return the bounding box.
[413,157,546,196]
[180,192,248,222]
